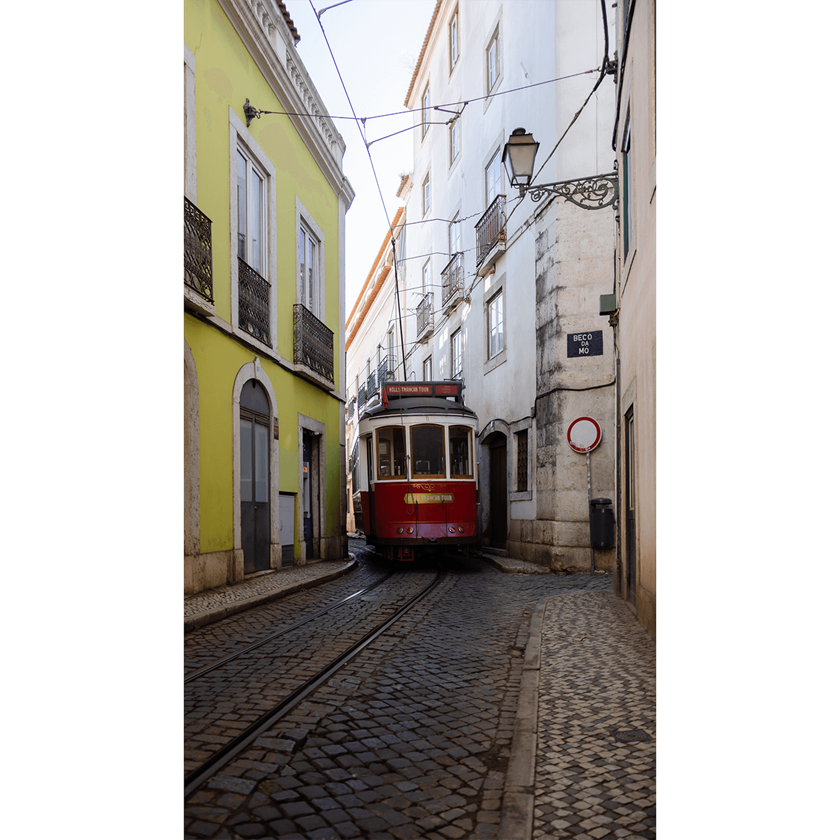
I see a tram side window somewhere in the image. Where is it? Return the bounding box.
[350,440,361,493]
[449,426,473,478]
[376,427,406,479]
[411,425,445,477]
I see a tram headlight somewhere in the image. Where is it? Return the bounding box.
[458,526,465,533]
[448,526,456,533]
[397,527,404,534]
[407,527,414,534]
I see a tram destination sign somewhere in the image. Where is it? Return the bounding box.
[383,382,461,398]
[567,330,603,357]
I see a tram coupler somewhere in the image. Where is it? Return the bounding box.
[396,546,414,562]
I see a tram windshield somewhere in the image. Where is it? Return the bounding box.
[410,425,445,477]
[449,426,473,478]
[376,427,406,479]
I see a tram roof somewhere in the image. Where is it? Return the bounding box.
[360,381,477,420]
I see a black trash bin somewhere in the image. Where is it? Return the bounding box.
[589,498,614,549]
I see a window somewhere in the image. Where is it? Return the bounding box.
[451,328,462,378]
[450,426,473,478]
[422,85,431,137]
[488,291,504,358]
[422,173,431,216]
[411,425,445,477]
[422,259,431,294]
[450,117,460,165]
[485,147,503,207]
[230,108,276,350]
[622,112,634,259]
[449,8,459,72]
[295,198,326,320]
[299,224,319,313]
[487,26,501,92]
[423,355,432,380]
[376,427,406,479]
[516,430,528,492]
[236,149,266,275]
[449,215,462,257]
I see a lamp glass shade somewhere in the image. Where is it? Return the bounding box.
[502,131,539,188]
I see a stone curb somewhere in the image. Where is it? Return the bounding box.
[498,596,547,840]
[184,557,358,632]
[479,552,551,575]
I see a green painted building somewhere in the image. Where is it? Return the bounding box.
[184,0,354,594]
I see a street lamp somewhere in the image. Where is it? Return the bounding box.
[501,128,540,196]
[501,127,618,211]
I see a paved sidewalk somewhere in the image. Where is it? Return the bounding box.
[183,556,357,631]
[500,588,656,839]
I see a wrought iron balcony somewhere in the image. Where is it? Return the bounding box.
[238,258,271,346]
[416,292,434,340]
[347,398,356,421]
[378,354,397,384]
[184,197,213,302]
[358,384,367,405]
[441,253,465,311]
[293,304,334,384]
[367,372,377,397]
[475,193,507,270]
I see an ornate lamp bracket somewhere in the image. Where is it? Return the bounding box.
[244,98,261,128]
[524,174,618,211]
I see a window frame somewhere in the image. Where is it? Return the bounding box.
[450,328,463,379]
[422,172,431,216]
[423,355,433,381]
[295,197,326,322]
[621,110,635,262]
[509,417,532,500]
[485,24,502,96]
[410,424,447,480]
[422,84,431,138]
[449,116,461,166]
[488,290,504,359]
[483,272,507,374]
[449,425,473,479]
[229,107,277,351]
[375,426,407,481]
[485,146,503,208]
[449,7,460,73]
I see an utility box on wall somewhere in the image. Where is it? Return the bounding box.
[279,492,296,566]
[589,497,614,549]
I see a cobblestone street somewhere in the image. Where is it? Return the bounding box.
[184,543,652,839]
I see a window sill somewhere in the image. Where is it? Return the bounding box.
[484,348,507,375]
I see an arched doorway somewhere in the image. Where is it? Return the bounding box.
[485,431,508,549]
[240,379,271,573]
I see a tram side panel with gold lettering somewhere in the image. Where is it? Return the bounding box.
[351,381,480,561]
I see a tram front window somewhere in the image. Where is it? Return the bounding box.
[411,425,445,477]
[450,426,473,478]
[376,427,406,479]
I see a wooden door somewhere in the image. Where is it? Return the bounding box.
[489,436,507,548]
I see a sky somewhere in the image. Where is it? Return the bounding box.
[283,0,438,317]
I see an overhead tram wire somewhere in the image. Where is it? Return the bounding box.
[305,3,609,368]
[306,0,412,378]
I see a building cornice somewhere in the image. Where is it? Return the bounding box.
[404,0,443,107]
[345,208,404,349]
[219,0,355,208]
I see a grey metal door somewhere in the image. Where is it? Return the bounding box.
[240,381,271,575]
[489,435,507,548]
[302,431,314,560]
[625,408,637,606]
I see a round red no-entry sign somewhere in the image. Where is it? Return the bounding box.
[567,416,602,453]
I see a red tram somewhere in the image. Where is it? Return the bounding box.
[350,381,480,561]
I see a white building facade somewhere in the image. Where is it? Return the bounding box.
[394,0,619,569]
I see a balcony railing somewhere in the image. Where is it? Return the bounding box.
[378,354,397,384]
[238,258,271,346]
[184,197,213,302]
[475,193,507,269]
[441,253,464,311]
[416,292,434,339]
[293,304,334,384]
[347,398,356,421]
[358,384,367,405]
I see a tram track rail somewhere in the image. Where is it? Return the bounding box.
[184,568,394,685]
[184,564,445,800]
